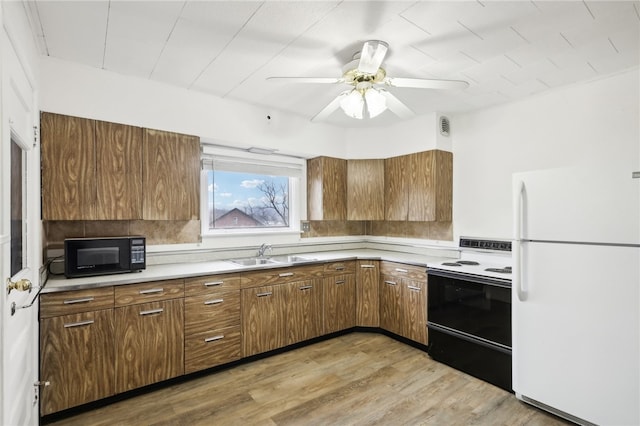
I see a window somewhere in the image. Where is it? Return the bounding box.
[201,146,304,234]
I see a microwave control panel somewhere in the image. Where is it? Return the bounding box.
[130,238,146,265]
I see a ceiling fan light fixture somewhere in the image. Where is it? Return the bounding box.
[364,88,387,118]
[339,89,364,119]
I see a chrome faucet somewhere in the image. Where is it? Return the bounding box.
[257,243,272,258]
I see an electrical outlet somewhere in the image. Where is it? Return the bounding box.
[301,221,310,232]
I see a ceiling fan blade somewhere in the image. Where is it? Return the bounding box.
[378,89,414,119]
[357,40,388,75]
[266,77,343,84]
[311,91,350,122]
[385,77,469,90]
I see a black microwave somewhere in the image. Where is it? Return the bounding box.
[64,236,146,278]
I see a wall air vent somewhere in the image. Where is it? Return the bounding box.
[439,116,450,137]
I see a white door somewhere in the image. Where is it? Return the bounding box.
[1,23,40,426]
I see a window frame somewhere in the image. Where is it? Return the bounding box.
[200,145,305,237]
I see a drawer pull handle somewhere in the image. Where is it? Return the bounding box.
[63,297,94,305]
[139,308,164,316]
[335,280,345,285]
[204,335,224,343]
[204,281,223,287]
[279,272,294,277]
[395,268,408,273]
[360,265,375,269]
[407,285,421,291]
[385,280,397,286]
[64,320,94,328]
[139,288,163,295]
[256,292,272,297]
[299,285,313,291]
[335,266,345,270]
[204,299,224,305]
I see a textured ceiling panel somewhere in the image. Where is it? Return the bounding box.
[28,0,640,128]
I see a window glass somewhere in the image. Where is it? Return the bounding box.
[10,138,25,276]
[207,170,291,230]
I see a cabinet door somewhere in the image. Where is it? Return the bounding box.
[356,261,380,327]
[143,129,200,220]
[408,150,452,221]
[115,299,184,393]
[347,159,384,220]
[241,285,287,357]
[40,310,114,415]
[41,112,96,220]
[286,278,323,344]
[403,279,428,345]
[384,155,408,221]
[380,274,403,335]
[307,156,347,220]
[95,120,143,219]
[323,273,355,333]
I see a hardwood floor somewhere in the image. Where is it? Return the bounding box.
[45,333,571,425]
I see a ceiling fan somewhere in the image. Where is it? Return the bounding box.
[267,40,469,122]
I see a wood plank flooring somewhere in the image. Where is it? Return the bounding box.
[45,333,571,426]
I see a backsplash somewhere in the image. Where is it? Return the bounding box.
[43,219,201,250]
[303,220,453,241]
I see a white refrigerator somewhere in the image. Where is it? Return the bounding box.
[512,166,639,426]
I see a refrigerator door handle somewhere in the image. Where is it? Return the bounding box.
[513,178,527,301]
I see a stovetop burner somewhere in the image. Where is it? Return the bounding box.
[442,262,462,266]
[457,260,480,265]
[431,238,513,281]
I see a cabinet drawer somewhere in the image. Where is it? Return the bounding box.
[241,265,324,288]
[380,262,426,280]
[114,279,184,307]
[185,273,240,297]
[184,326,241,374]
[324,261,356,275]
[185,290,240,334]
[40,287,114,318]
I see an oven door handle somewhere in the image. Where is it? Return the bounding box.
[513,178,527,302]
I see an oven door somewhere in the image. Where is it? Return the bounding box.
[427,269,512,391]
[428,269,511,347]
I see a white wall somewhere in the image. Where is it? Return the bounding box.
[345,112,451,159]
[39,56,346,159]
[452,67,640,240]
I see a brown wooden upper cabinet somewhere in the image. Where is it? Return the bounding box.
[41,112,142,220]
[307,156,347,221]
[347,159,384,220]
[142,129,200,220]
[41,112,201,221]
[385,150,452,222]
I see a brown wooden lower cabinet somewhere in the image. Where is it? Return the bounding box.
[323,273,356,334]
[286,278,323,344]
[39,260,429,416]
[356,260,380,327]
[39,309,115,415]
[241,285,287,357]
[115,299,184,393]
[379,262,428,345]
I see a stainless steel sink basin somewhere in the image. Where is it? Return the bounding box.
[269,255,317,263]
[228,257,281,266]
[227,255,317,267]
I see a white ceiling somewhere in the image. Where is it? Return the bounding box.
[26,0,640,127]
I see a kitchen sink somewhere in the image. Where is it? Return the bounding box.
[227,255,317,267]
[228,257,282,266]
[269,255,317,264]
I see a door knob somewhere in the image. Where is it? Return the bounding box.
[6,278,32,295]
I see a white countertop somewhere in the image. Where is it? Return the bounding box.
[43,249,453,293]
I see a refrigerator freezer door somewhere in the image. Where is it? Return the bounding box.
[512,241,639,425]
[513,166,640,245]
